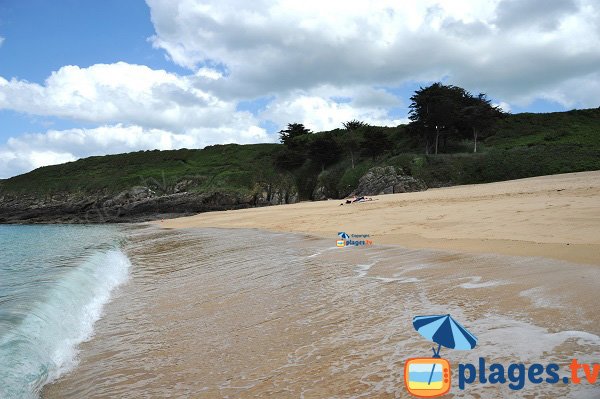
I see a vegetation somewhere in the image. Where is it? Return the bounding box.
[361,127,393,160]
[0,144,284,198]
[408,83,503,154]
[1,84,598,203]
[342,119,368,131]
[278,123,312,146]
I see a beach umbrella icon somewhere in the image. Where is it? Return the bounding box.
[413,314,477,355]
[338,232,350,239]
[413,314,477,385]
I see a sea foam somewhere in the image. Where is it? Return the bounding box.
[0,248,131,399]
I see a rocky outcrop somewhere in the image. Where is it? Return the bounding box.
[312,184,328,201]
[354,166,427,196]
[0,161,307,224]
[251,177,299,206]
[258,188,298,205]
[0,184,299,224]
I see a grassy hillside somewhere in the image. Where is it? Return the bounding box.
[332,108,600,192]
[0,144,283,197]
[486,108,599,149]
[1,108,599,201]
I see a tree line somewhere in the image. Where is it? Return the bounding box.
[275,83,505,174]
[408,83,504,154]
[275,120,394,172]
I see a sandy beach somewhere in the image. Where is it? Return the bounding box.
[43,171,600,398]
[161,171,600,265]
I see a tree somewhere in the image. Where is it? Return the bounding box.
[460,94,504,152]
[275,123,312,171]
[361,127,392,160]
[340,120,368,168]
[409,83,468,154]
[342,119,368,131]
[308,134,341,171]
[278,123,312,147]
[339,135,361,169]
[274,148,306,170]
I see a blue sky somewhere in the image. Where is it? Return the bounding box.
[0,0,178,141]
[0,0,598,178]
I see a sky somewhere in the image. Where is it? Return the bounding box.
[0,0,599,178]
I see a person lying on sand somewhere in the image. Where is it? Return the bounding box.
[339,196,357,205]
[340,196,375,205]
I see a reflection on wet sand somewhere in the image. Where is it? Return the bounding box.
[45,226,600,398]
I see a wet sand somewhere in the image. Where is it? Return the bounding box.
[160,171,600,265]
[44,226,600,398]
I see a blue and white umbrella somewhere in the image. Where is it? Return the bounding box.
[413,314,477,385]
[413,314,477,356]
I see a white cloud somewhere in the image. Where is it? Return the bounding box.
[0,62,371,177]
[0,36,4,46]
[147,0,600,107]
[494,101,512,113]
[0,62,245,131]
[2,1,600,178]
[195,67,223,80]
[494,0,578,31]
[0,62,276,177]
[514,72,600,109]
[261,88,405,132]
[0,60,403,177]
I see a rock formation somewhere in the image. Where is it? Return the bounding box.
[354,166,427,196]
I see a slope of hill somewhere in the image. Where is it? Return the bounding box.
[1,144,283,197]
[1,108,599,223]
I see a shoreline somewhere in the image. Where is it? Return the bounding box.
[44,224,600,398]
[158,171,600,265]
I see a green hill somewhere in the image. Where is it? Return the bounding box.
[0,143,283,197]
[0,107,598,223]
[378,108,600,188]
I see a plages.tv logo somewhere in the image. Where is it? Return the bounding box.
[404,315,599,396]
[337,232,373,247]
[404,314,477,397]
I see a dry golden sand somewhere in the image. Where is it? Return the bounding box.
[160,171,600,265]
[160,171,600,264]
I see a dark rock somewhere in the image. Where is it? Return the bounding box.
[0,191,248,224]
[258,188,298,205]
[354,166,427,196]
[312,184,328,201]
[0,179,301,224]
[253,180,299,206]
[174,180,193,193]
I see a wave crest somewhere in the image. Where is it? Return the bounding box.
[0,249,131,399]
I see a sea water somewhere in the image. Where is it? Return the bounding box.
[0,224,130,399]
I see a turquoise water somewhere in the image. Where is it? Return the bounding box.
[0,225,131,399]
